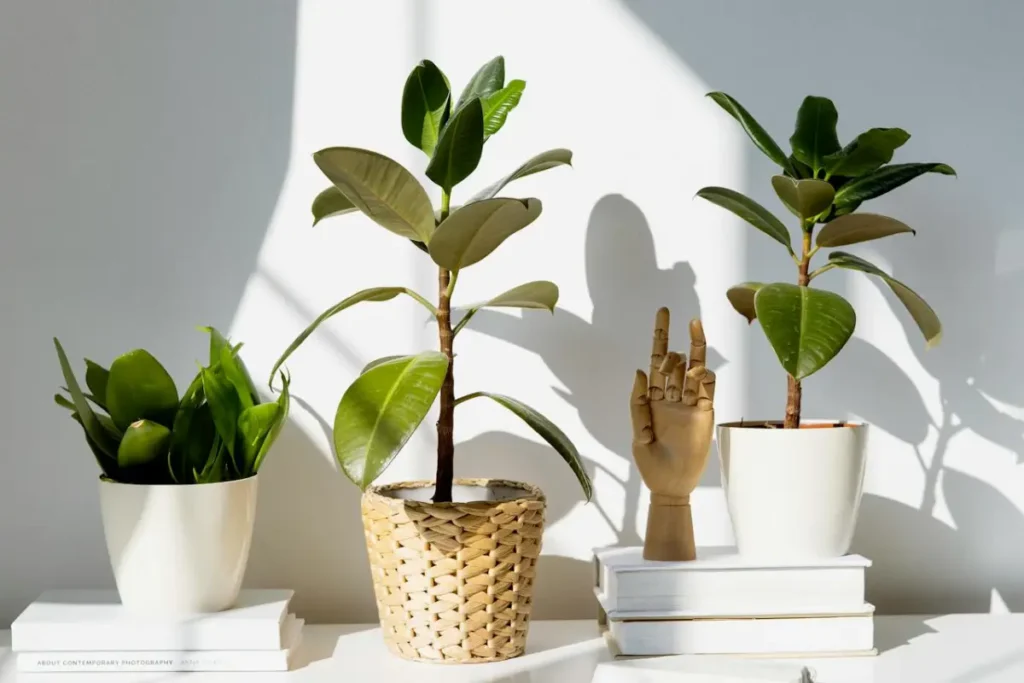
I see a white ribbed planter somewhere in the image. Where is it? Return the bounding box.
[718,421,867,559]
[98,475,258,614]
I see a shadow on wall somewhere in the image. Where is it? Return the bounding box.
[0,1,297,626]
[620,0,1024,612]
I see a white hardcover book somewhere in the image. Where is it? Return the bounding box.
[593,656,812,683]
[595,546,870,616]
[16,614,303,673]
[12,589,294,653]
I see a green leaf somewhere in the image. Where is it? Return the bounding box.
[54,339,119,458]
[311,186,357,226]
[482,79,525,138]
[790,96,840,174]
[754,283,856,380]
[253,371,290,473]
[454,55,505,113]
[425,97,484,193]
[268,287,407,384]
[333,352,449,489]
[833,163,956,209]
[401,59,451,156]
[706,92,792,173]
[118,419,171,469]
[105,350,179,431]
[54,393,76,411]
[70,413,118,478]
[196,435,226,484]
[470,148,572,202]
[429,197,542,270]
[695,187,794,255]
[168,372,208,484]
[786,155,813,179]
[312,147,435,243]
[202,366,241,459]
[827,252,941,347]
[237,402,280,477]
[362,355,406,374]
[468,280,558,312]
[815,213,915,247]
[824,128,910,178]
[85,360,109,409]
[771,176,835,221]
[456,392,592,501]
[726,282,764,324]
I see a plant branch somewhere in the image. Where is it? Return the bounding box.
[401,288,439,317]
[433,189,456,503]
[454,391,482,406]
[452,308,478,337]
[808,263,838,280]
[445,270,459,299]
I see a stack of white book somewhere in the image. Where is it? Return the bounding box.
[595,546,875,658]
[11,589,303,673]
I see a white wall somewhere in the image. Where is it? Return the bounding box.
[1,0,1021,626]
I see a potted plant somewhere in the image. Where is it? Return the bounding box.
[697,92,951,558]
[53,328,290,614]
[270,55,592,663]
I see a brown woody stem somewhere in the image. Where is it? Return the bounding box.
[785,226,813,429]
[433,191,455,502]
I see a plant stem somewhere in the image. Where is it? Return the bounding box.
[784,228,813,429]
[433,190,455,503]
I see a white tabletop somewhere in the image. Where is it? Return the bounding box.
[3,614,1024,682]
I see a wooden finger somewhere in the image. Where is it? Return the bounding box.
[649,307,670,400]
[697,369,716,411]
[630,370,654,444]
[659,351,683,375]
[666,361,685,402]
[682,366,706,406]
[688,318,707,371]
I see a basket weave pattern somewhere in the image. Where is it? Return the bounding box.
[361,478,546,663]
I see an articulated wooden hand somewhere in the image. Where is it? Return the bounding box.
[630,307,716,561]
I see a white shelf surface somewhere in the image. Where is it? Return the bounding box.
[3,615,1024,681]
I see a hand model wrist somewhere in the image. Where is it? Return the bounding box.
[650,492,691,507]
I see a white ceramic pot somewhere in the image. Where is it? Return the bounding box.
[717,421,867,559]
[98,476,258,614]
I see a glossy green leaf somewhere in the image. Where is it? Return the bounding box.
[456,392,592,501]
[827,252,941,347]
[333,352,449,489]
[429,197,542,270]
[695,187,794,255]
[202,366,241,459]
[401,59,451,156]
[483,79,525,138]
[787,155,813,179]
[311,186,357,226]
[470,148,572,202]
[833,163,956,209]
[85,360,109,409]
[362,355,406,374]
[726,282,764,324]
[824,128,910,178]
[253,371,290,473]
[815,213,915,247]
[168,372,207,484]
[196,434,226,484]
[312,147,435,243]
[268,287,408,384]
[118,419,171,469]
[237,402,280,477]
[454,55,505,113]
[790,96,840,174]
[771,176,835,221]
[426,97,484,193]
[470,280,558,312]
[54,339,118,458]
[754,283,856,380]
[106,350,179,431]
[707,92,792,172]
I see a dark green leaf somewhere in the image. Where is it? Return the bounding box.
[470,148,572,202]
[695,187,794,255]
[311,186,357,226]
[454,56,505,113]
[253,371,290,474]
[771,176,835,221]
[789,96,840,174]
[469,280,558,312]
[706,92,793,173]
[237,402,280,477]
[726,282,764,324]
[70,413,118,478]
[426,97,484,193]
[815,213,915,247]
[118,419,171,470]
[168,372,207,484]
[482,79,525,138]
[754,283,856,380]
[105,349,179,430]
[833,163,956,209]
[787,155,813,179]
[54,339,118,458]
[85,360,109,410]
[196,434,226,484]
[401,59,451,156]
[202,366,241,459]
[824,128,910,178]
[429,197,542,270]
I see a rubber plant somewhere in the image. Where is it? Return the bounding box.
[270,56,592,503]
[54,328,290,484]
[697,93,951,428]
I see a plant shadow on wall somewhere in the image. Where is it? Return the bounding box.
[620,0,1024,613]
[460,194,727,617]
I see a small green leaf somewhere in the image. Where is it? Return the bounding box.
[815,213,915,247]
[237,402,280,477]
[311,186,357,226]
[202,366,241,459]
[401,59,451,157]
[168,372,208,484]
[106,350,179,431]
[790,96,840,174]
[482,79,525,138]
[468,280,559,312]
[333,352,449,489]
[54,339,119,458]
[726,282,764,324]
[118,419,171,470]
[426,97,484,192]
[454,55,505,113]
[833,163,956,209]
[706,92,793,173]
[824,128,910,178]
[196,434,226,484]
[695,187,794,255]
[456,392,592,501]
[253,371,290,474]
[470,148,572,202]
[85,360,109,409]
[429,197,542,270]
[827,252,941,347]
[313,147,435,243]
[54,393,76,411]
[754,283,856,380]
[771,176,835,221]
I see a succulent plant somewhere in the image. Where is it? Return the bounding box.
[54,327,289,484]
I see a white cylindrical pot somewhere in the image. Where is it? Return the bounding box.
[718,421,867,559]
[98,476,258,614]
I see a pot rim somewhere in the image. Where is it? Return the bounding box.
[717,419,867,430]
[365,478,545,508]
[98,473,259,488]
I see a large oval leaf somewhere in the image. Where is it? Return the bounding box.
[311,186,357,226]
[726,282,764,324]
[472,280,558,312]
[426,97,485,193]
[53,338,118,458]
[696,187,794,255]
[454,55,504,113]
[455,392,592,501]
[789,96,840,174]
[401,59,451,157]
[106,350,179,430]
[771,176,835,220]
[312,147,435,243]
[833,163,956,209]
[470,148,572,202]
[333,352,449,489]
[483,79,525,138]
[707,92,792,173]
[118,419,171,470]
[754,283,856,380]
[824,128,910,178]
[816,213,915,247]
[827,251,941,347]
[429,197,542,270]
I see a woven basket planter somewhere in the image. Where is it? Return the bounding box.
[361,478,546,663]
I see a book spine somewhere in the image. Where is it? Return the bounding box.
[18,651,289,673]
[12,621,284,652]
